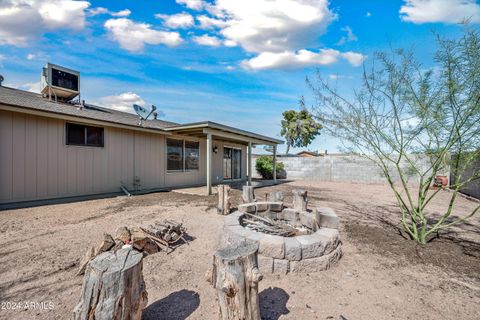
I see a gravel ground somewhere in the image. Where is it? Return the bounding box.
[0,181,478,320]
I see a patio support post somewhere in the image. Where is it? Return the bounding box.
[248,141,252,186]
[273,145,277,185]
[207,133,213,195]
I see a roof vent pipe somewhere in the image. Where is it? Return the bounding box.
[0,75,4,86]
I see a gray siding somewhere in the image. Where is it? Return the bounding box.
[0,109,247,204]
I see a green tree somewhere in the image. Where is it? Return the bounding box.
[309,29,480,245]
[280,107,322,155]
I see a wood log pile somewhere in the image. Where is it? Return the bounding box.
[77,220,187,276]
[241,213,297,237]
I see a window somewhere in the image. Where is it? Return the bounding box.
[185,141,200,170]
[167,139,199,171]
[66,123,104,147]
[167,139,184,171]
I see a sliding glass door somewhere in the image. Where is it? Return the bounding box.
[223,147,242,180]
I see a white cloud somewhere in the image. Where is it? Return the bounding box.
[88,7,108,15]
[0,0,90,46]
[12,81,41,93]
[341,51,366,66]
[104,18,183,52]
[156,12,194,29]
[197,15,229,29]
[366,11,372,17]
[242,49,339,70]
[400,0,480,24]
[210,0,336,53]
[89,7,130,17]
[27,53,35,60]
[97,92,166,118]
[337,26,358,45]
[97,92,146,113]
[242,49,366,70]
[176,0,205,11]
[193,34,221,46]
[112,9,131,17]
[223,39,237,47]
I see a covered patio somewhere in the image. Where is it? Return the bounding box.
[165,121,282,195]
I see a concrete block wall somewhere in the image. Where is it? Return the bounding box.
[252,154,446,185]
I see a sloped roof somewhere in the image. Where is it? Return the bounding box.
[0,85,281,145]
[0,86,178,130]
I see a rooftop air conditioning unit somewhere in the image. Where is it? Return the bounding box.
[41,63,80,102]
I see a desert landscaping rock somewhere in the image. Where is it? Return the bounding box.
[316,207,340,229]
[284,237,302,261]
[257,255,273,274]
[290,244,343,273]
[224,212,242,226]
[300,211,318,230]
[282,208,300,224]
[259,234,285,259]
[296,233,327,259]
[237,203,257,213]
[268,202,284,212]
[273,258,289,274]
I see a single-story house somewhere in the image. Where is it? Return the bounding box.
[296,151,321,157]
[0,85,282,208]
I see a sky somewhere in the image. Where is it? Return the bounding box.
[0,0,477,154]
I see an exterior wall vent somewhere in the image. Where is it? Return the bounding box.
[41,63,80,102]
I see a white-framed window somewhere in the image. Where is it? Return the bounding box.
[167,138,199,171]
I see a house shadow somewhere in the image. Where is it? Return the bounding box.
[143,289,200,320]
[259,287,290,320]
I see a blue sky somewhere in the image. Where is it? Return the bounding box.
[0,0,476,153]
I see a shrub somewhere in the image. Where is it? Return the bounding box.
[255,156,284,179]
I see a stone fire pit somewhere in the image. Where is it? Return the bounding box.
[223,198,342,274]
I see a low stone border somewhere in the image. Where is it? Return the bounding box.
[223,207,342,274]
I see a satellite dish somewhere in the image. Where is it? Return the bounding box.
[133,104,157,121]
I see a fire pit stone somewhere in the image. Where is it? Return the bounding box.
[224,203,342,274]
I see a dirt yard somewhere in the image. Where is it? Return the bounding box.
[0,181,479,320]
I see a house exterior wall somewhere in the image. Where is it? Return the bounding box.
[0,109,247,205]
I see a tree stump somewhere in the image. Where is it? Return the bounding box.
[242,186,255,203]
[209,241,263,320]
[268,191,284,203]
[217,184,232,215]
[292,189,308,212]
[73,248,148,320]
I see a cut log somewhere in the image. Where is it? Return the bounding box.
[242,186,255,203]
[217,184,232,215]
[292,189,308,212]
[114,226,131,243]
[77,246,95,276]
[209,241,263,320]
[77,233,115,276]
[94,233,115,256]
[73,248,148,320]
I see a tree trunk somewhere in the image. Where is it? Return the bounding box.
[217,184,232,215]
[73,248,148,320]
[242,186,255,203]
[292,189,308,212]
[209,241,262,320]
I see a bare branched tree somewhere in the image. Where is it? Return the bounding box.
[309,29,480,245]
